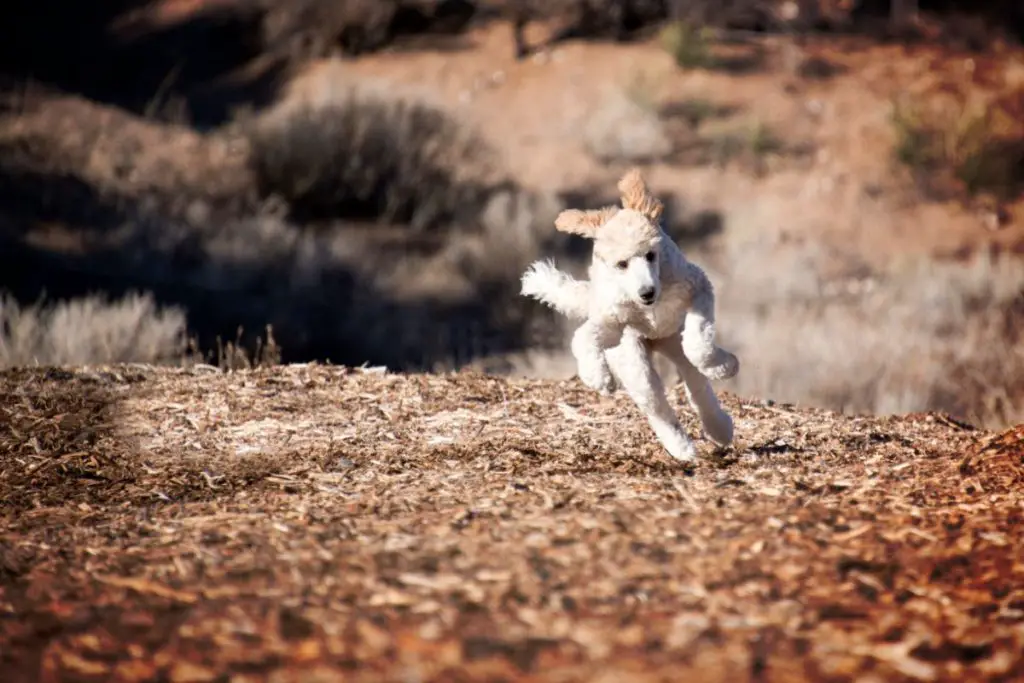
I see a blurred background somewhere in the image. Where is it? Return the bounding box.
[0,0,1022,427]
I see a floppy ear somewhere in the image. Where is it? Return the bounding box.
[554,206,619,239]
[617,167,664,222]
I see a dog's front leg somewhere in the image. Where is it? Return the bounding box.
[571,320,622,395]
[605,329,697,463]
[683,279,739,381]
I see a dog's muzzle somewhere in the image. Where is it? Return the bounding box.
[639,287,656,305]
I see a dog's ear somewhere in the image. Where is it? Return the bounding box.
[554,206,619,238]
[618,167,664,222]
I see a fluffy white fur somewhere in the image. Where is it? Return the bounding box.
[520,168,739,463]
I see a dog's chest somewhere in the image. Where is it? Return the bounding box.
[627,284,690,339]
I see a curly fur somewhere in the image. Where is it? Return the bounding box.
[520,168,738,463]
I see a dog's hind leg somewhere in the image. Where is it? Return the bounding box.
[653,335,734,447]
[605,329,696,463]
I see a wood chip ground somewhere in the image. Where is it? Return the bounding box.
[1,365,1022,682]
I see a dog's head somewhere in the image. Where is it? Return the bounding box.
[554,168,665,307]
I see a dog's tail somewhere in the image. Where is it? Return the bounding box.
[520,260,590,320]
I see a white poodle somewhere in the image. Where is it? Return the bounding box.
[520,168,738,463]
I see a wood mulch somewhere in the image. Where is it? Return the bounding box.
[1,364,1022,682]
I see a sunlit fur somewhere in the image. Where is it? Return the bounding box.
[521,168,738,463]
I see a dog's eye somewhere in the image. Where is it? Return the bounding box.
[616,260,628,270]
[645,251,656,262]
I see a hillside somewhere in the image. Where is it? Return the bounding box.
[4,15,1024,426]
[1,364,1022,682]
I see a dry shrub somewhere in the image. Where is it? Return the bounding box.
[708,241,1024,426]
[0,291,187,368]
[246,67,498,230]
[227,65,573,369]
[659,19,714,68]
[891,94,1024,202]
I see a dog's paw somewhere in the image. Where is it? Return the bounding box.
[578,360,615,395]
[597,373,619,396]
[698,348,739,381]
[658,428,698,463]
[651,420,698,463]
[701,410,734,447]
[579,368,616,395]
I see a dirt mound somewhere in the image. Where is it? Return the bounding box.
[1,365,1021,681]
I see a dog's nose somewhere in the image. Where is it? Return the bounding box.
[639,287,656,304]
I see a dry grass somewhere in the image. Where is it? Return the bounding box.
[0,292,187,368]
[1,365,1022,681]
[708,241,1024,427]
